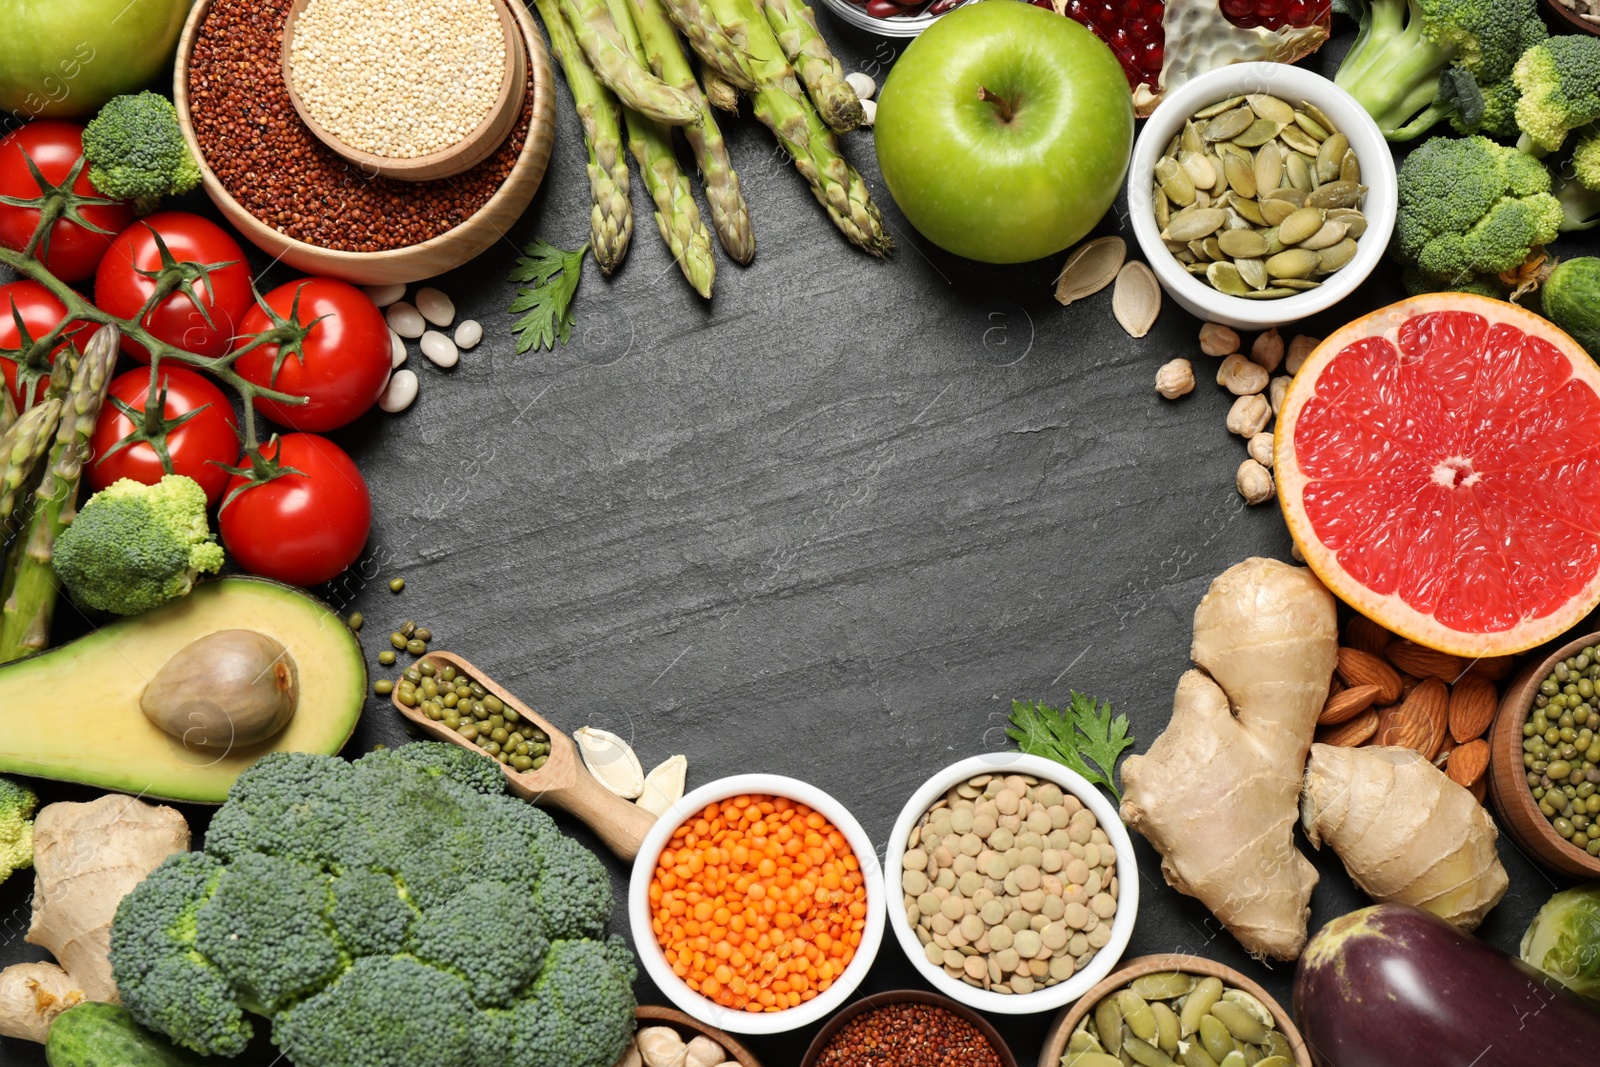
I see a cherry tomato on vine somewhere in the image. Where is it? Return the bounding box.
[93,212,254,361]
[88,365,241,505]
[219,433,371,587]
[0,279,92,411]
[232,278,389,432]
[0,121,132,282]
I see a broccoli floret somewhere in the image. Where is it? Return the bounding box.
[1555,127,1600,232]
[1447,16,1546,138]
[1393,135,1562,286]
[0,776,36,888]
[1333,0,1541,140]
[81,92,202,215]
[108,743,634,1067]
[1513,36,1600,155]
[51,475,224,616]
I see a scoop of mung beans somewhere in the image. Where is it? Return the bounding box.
[1526,647,1600,857]
[1066,973,1294,1067]
[394,658,551,771]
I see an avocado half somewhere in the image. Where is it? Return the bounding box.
[0,577,366,803]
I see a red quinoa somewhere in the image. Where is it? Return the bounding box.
[186,0,534,252]
[816,1003,1005,1067]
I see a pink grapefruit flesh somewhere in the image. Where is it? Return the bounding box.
[1277,293,1600,657]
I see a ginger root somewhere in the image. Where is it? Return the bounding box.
[1301,744,1509,930]
[1120,557,1338,960]
[0,794,188,1042]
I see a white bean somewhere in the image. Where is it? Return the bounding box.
[378,369,418,413]
[420,330,458,368]
[388,328,406,368]
[860,99,877,127]
[363,283,405,308]
[385,301,425,338]
[454,319,483,349]
[846,72,876,102]
[415,287,455,327]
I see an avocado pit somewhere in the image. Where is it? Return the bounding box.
[140,629,299,750]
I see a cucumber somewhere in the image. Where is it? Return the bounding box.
[45,1002,212,1067]
[1543,257,1600,355]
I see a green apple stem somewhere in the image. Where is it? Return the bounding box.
[978,86,1014,123]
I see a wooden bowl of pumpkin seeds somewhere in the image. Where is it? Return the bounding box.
[1038,954,1311,1067]
[1127,63,1396,331]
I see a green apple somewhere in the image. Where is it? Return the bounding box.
[874,1,1134,264]
[0,0,194,122]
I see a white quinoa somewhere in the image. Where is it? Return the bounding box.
[288,0,507,158]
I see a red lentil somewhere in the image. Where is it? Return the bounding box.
[186,0,534,252]
[815,1003,1005,1067]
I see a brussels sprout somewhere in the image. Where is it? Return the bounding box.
[1521,886,1600,1002]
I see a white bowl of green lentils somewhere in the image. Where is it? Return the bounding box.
[884,753,1138,1015]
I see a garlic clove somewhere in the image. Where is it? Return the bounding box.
[638,754,687,816]
[575,726,645,798]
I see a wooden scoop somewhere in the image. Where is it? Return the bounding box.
[390,651,657,860]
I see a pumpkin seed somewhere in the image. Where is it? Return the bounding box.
[1232,196,1266,226]
[1163,207,1226,242]
[1306,180,1366,208]
[1211,1001,1267,1044]
[1124,1036,1175,1067]
[1300,219,1349,250]
[1156,157,1197,206]
[1340,148,1361,184]
[1278,206,1326,245]
[1279,123,1321,156]
[1204,107,1254,141]
[1054,235,1126,306]
[1206,261,1251,295]
[1217,1053,1248,1067]
[1199,1016,1235,1062]
[1096,998,1125,1055]
[1154,188,1171,229]
[1253,141,1282,198]
[1112,260,1161,337]
[1187,238,1211,260]
[1130,973,1197,1001]
[1327,208,1367,237]
[1194,94,1245,119]
[1152,1002,1181,1055]
[1262,227,1284,255]
[1185,261,1211,274]
[1201,236,1226,261]
[1266,248,1320,279]
[1069,1029,1106,1055]
[1218,229,1269,258]
[1302,102,1337,136]
[1259,197,1297,226]
[1182,1046,1222,1067]
[1314,237,1359,272]
[1181,150,1217,190]
[1261,186,1306,207]
[1236,256,1268,289]
[1275,278,1322,290]
[1285,152,1313,191]
[1224,155,1257,198]
[1293,110,1329,141]
[1181,121,1205,156]
[638,753,687,815]
[1246,93,1296,126]
[575,726,645,798]
[1316,132,1348,184]
[1180,977,1224,1037]
[1232,118,1281,148]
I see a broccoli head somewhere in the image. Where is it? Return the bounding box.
[1393,135,1562,292]
[1333,0,1542,141]
[108,743,636,1067]
[1446,16,1546,139]
[0,775,37,888]
[1513,36,1600,155]
[1555,127,1600,232]
[51,474,224,616]
[81,92,202,215]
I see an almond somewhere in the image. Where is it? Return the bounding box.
[1374,678,1449,758]
[1400,673,1422,699]
[1336,647,1403,704]
[1466,655,1515,681]
[1344,615,1393,657]
[1471,776,1487,804]
[1448,675,1499,743]
[1318,708,1379,747]
[1385,639,1465,681]
[1447,738,1490,790]
[1433,733,1458,770]
[1319,683,1382,725]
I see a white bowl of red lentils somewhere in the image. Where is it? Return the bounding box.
[884,753,1139,1015]
[629,774,886,1035]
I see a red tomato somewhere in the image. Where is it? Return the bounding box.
[232,278,389,432]
[88,365,241,505]
[0,121,132,282]
[0,279,92,411]
[93,212,254,361]
[219,433,371,587]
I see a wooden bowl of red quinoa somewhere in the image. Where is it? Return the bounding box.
[173,0,555,285]
[798,990,1018,1067]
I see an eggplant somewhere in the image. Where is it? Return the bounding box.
[1294,904,1600,1067]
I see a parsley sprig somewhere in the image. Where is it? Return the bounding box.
[507,240,588,353]
[1007,694,1135,805]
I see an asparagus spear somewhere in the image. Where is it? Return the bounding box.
[659,0,758,91]
[706,0,891,256]
[0,397,61,527]
[0,389,16,437]
[534,0,634,274]
[756,0,861,132]
[605,0,717,297]
[700,60,740,114]
[556,0,702,126]
[630,0,755,264]
[0,325,116,663]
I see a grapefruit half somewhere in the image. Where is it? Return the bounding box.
[1277,293,1600,657]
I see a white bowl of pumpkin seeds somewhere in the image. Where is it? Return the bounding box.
[883,753,1139,1015]
[1128,62,1397,330]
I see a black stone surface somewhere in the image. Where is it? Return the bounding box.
[2,10,1597,1067]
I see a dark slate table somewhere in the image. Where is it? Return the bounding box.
[2,14,1594,1067]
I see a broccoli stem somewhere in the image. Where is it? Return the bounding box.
[1557,176,1600,231]
[0,326,117,662]
[1335,0,1457,140]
